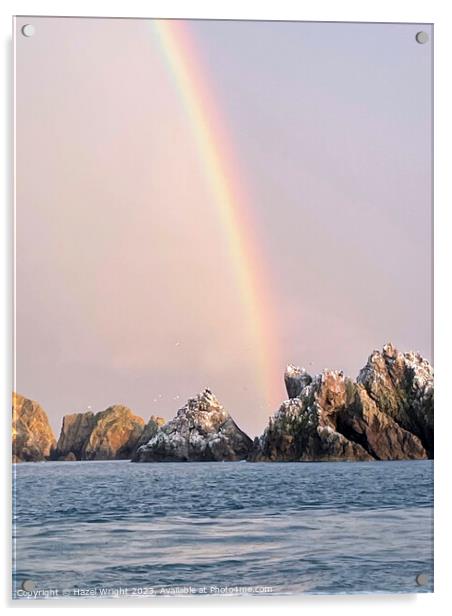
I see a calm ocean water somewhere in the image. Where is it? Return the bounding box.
[12,460,433,598]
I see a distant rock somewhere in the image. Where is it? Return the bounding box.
[55,405,147,460]
[251,344,433,462]
[130,415,166,457]
[14,343,433,465]
[133,388,253,462]
[12,393,56,462]
[250,376,373,462]
[285,365,312,398]
[357,343,434,457]
[55,411,97,460]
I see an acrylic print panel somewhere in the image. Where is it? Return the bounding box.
[13,16,433,598]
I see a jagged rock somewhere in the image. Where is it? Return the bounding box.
[284,365,312,398]
[250,378,373,462]
[357,343,434,457]
[251,344,432,462]
[55,411,97,460]
[12,393,56,462]
[55,405,146,460]
[83,406,145,460]
[133,388,252,462]
[320,373,426,460]
[131,415,166,458]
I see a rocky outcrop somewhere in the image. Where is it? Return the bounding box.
[357,343,434,457]
[131,415,166,457]
[284,365,312,399]
[250,376,373,462]
[55,411,97,460]
[12,393,56,462]
[251,344,433,462]
[133,388,253,462]
[13,343,433,465]
[334,381,427,460]
[55,405,148,460]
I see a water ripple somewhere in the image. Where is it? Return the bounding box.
[13,460,433,596]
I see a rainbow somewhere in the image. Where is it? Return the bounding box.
[151,19,283,410]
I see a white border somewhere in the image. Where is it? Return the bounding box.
[2,1,451,614]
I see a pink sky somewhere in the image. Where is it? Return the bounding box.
[15,17,432,437]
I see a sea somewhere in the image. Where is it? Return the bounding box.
[12,459,433,599]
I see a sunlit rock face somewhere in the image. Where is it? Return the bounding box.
[55,405,148,460]
[251,344,433,462]
[12,393,56,462]
[55,411,97,460]
[133,388,253,462]
[357,343,434,457]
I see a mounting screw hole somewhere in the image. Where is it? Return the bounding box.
[415,31,429,44]
[21,24,35,37]
[415,573,429,586]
